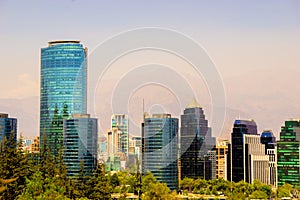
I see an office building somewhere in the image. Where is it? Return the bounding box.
[261,130,276,154]
[216,140,229,180]
[29,136,40,154]
[98,136,108,163]
[129,136,141,155]
[105,154,121,172]
[106,126,127,172]
[277,119,300,187]
[142,113,178,190]
[63,114,98,177]
[180,98,216,180]
[0,113,17,144]
[127,136,142,170]
[228,119,269,184]
[261,130,277,187]
[111,114,129,155]
[40,40,87,155]
[107,127,120,156]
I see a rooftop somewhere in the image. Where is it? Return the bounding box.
[186,98,201,109]
[48,40,80,46]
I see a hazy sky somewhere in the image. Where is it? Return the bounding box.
[0,0,299,138]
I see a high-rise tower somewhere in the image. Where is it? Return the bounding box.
[63,114,98,177]
[40,41,87,155]
[0,113,17,144]
[228,119,269,184]
[261,130,277,188]
[180,98,216,180]
[277,119,300,187]
[142,113,178,190]
[111,114,129,156]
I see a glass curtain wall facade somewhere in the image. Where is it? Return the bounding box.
[229,119,258,182]
[142,114,178,190]
[180,98,216,180]
[228,119,270,184]
[0,113,17,143]
[277,120,300,187]
[40,41,87,155]
[63,114,98,177]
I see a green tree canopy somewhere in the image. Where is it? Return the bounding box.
[0,132,34,200]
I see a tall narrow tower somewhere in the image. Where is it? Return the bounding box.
[142,113,179,190]
[180,98,216,180]
[111,114,129,156]
[277,119,300,187]
[40,40,87,155]
[63,114,98,177]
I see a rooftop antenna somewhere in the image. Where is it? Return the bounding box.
[142,98,145,121]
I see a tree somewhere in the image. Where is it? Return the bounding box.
[213,178,231,196]
[180,177,194,193]
[85,164,113,199]
[141,171,157,194]
[18,132,71,199]
[142,182,171,200]
[260,184,272,197]
[193,178,208,194]
[17,171,69,200]
[250,179,271,198]
[291,188,300,199]
[0,177,18,193]
[0,132,34,200]
[109,173,119,188]
[252,179,263,191]
[278,183,292,198]
[66,160,88,199]
[140,172,174,200]
[249,190,268,200]
[227,191,246,200]
[235,180,252,197]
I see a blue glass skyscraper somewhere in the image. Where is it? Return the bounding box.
[40,41,87,155]
[63,114,98,177]
[142,113,178,190]
[0,113,17,144]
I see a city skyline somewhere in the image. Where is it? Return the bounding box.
[2,1,300,198]
[0,1,300,138]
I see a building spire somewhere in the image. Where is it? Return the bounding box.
[186,97,201,109]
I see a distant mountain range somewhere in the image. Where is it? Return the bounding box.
[0,95,289,140]
[0,96,39,139]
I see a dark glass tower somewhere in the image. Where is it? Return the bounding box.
[0,113,17,144]
[142,113,178,190]
[180,98,216,180]
[277,119,300,187]
[63,114,98,177]
[261,130,276,154]
[229,119,258,182]
[40,41,87,155]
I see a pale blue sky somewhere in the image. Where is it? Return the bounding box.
[0,0,299,138]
